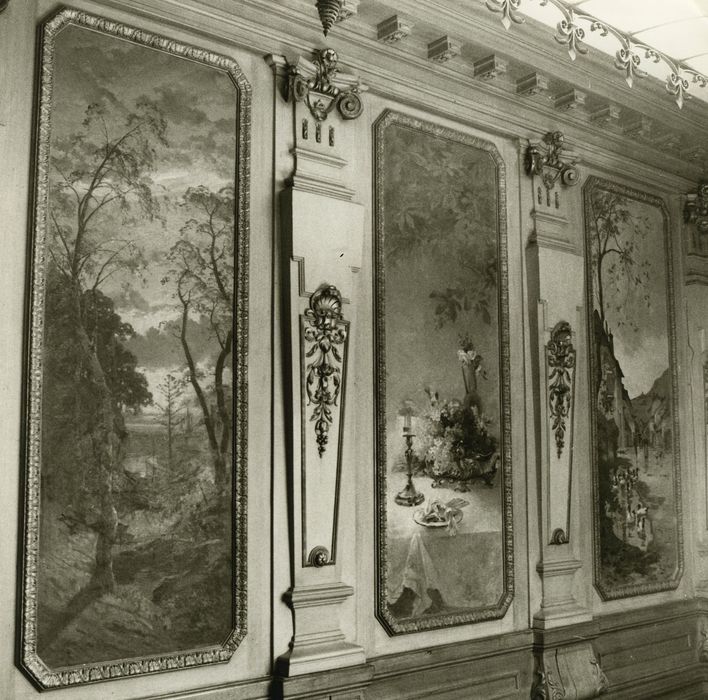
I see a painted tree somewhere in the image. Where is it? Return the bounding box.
[156,372,185,471]
[384,127,498,329]
[164,185,234,492]
[588,189,652,330]
[44,99,165,605]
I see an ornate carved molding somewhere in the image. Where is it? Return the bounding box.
[526,131,580,191]
[547,321,576,460]
[303,285,348,457]
[532,643,608,699]
[287,48,364,123]
[485,0,707,108]
[685,182,708,238]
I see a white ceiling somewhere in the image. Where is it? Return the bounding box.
[516,0,708,102]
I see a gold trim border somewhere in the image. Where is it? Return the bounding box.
[19,7,251,689]
[373,109,514,635]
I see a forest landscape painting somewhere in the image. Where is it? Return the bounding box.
[374,112,512,635]
[20,11,249,688]
[584,177,682,600]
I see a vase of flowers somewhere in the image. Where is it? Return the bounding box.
[415,335,499,490]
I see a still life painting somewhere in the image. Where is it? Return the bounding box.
[19,9,249,688]
[374,111,513,635]
[584,177,682,600]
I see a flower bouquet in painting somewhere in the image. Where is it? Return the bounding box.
[415,336,499,490]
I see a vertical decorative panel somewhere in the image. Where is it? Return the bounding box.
[584,176,683,600]
[374,110,512,635]
[19,9,250,688]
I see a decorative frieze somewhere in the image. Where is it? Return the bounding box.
[473,54,508,81]
[427,35,461,63]
[377,15,413,44]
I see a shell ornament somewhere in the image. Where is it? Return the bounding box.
[316,0,342,36]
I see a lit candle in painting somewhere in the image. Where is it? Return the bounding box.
[403,413,411,433]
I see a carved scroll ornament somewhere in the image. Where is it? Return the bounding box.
[526,131,580,191]
[288,48,363,123]
[547,321,576,460]
[303,284,348,457]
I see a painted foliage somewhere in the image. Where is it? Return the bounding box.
[20,10,249,688]
[374,111,512,635]
[584,177,682,600]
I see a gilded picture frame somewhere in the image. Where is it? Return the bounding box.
[584,176,683,601]
[373,110,513,635]
[18,8,250,689]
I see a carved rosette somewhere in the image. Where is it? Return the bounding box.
[526,131,581,191]
[288,48,363,123]
[302,285,348,457]
[547,321,576,459]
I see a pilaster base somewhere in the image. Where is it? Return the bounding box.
[277,582,366,677]
[534,558,592,629]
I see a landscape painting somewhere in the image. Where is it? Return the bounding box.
[20,10,249,689]
[373,111,513,635]
[584,177,682,600]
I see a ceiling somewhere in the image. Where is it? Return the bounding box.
[516,0,708,102]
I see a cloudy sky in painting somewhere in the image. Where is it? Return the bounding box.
[48,25,239,399]
[595,195,670,399]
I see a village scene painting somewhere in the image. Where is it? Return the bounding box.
[585,178,682,598]
[25,19,245,674]
[375,113,511,634]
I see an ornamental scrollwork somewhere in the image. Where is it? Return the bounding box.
[547,321,576,459]
[288,48,363,122]
[526,131,580,191]
[303,284,348,457]
[486,0,707,109]
[531,667,565,700]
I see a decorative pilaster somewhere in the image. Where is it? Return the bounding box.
[269,49,366,678]
[525,135,590,629]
